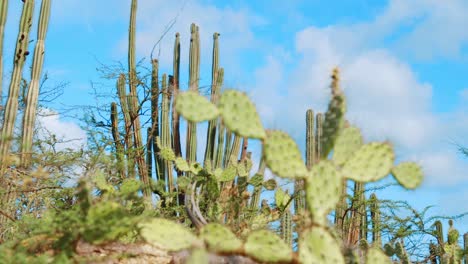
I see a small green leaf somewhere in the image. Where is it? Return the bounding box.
[175,157,190,172]
[160,147,176,161]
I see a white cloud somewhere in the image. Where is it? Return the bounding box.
[249,2,468,187]
[36,108,87,151]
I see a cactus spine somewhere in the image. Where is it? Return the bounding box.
[0,0,8,109]
[0,0,34,166]
[21,0,51,168]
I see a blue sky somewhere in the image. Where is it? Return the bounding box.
[2,0,468,240]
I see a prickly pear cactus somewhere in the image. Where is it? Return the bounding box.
[218,90,266,139]
[391,162,423,189]
[299,226,345,264]
[175,91,219,122]
[341,142,394,182]
[366,246,393,264]
[306,160,342,225]
[199,223,242,253]
[244,230,293,263]
[263,130,308,179]
[332,126,363,166]
[139,218,200,251]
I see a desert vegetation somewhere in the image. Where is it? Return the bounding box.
[0,0,467,263]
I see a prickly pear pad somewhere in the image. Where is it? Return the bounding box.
[139,218,200,252]
[366,246,393,264]
[341,142,394,182]
[306,160,342,224]
[263,130,308,179]
[391,162,423,189]
[199,223,243,253]
[218,90,266,139]
[175,91,219,122]
[244,230,293,263]
[299,226,345,264]
[332,126,363,166]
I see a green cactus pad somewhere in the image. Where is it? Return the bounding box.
[263,130,308,179]
[275,188,290,211]
[332,126,363,166]
[160,147,176,161]
[119,178,141,197]
[189,162,203,174]
[306,160,342,224]
[139,218,200,251]
[341,142,394,182]
[186,248,209,264]
[263,179,277,190]
[391,162,423,189]
[299,226,345,264]
[199,223,243,253]
[366,246,392,264]
[175,157,190,172]
[175,91,219,122]
[218,90,266,139]
[216,165,237,182]
[244,230,293,263]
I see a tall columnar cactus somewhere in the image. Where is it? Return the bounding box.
[117,74,135,178]
[20,0,51,168]
[369,193,381,246]
[186,24,200,170]
[126,0,150,199]
[150,59,161,180]
[171,34,182,161]
[0,0,8,109]
[0,0,34,167]
[110,102,125,179]
[160,74,173,193]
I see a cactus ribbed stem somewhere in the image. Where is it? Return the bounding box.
[146,127,152,180]
[150,59,161,180]
[111,102,125,179]
[0,0,8,110]
[0,0,34,167]
[315,113,323,161]
[186,24,200,171]
[203,33,221,168]
[161,74,173,193]
[20,0,51,168]
[369,193,381,246]
[117,74,135,178]
[127,0,149,199]
[214,121,225,169]
[223,130,233,168]
[171,34,182,160]
[280,209,293,247]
